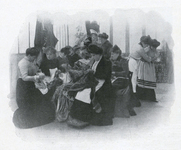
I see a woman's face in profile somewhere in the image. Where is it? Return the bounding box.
[46,51,56,60]
[91,53,101,61]
[98,37,104,44]
[144,46,151,53]
[142,42,149,48]
[91,34,98,43]
[111,52,119,61]
[28,55,37,62]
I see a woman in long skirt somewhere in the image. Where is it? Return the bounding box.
[68,44,114,127]
[137,39,160,101]
[13,47,55,129]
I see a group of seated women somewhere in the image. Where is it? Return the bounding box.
[13,32,157,129]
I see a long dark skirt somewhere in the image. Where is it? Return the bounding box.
[136,85,156,101]
[112,85,131,117]
[13,78,55,129]
[69,99,93,122]
[90,87,115,126]
[70,82,115,126]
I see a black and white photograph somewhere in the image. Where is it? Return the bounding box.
[1,0,181,150]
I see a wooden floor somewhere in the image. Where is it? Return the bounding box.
[6,83,181,150]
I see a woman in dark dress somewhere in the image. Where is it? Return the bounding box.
[68,44,114,127]
[111,45,136,118]
[60,46,81,67]
[40,46,60,76]
[13,47,55,129]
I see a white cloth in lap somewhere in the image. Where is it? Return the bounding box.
[75,57,105,104]
[75,88,92,104]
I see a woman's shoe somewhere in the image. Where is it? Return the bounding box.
[128,108,137,116]
[115,109,130,118]
[152,99,158,102]
[67,116,89,129]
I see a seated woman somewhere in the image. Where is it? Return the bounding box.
[39,46,63,98]
[13,47,55,129]
[74,46,92,70]
[60,46,81,67]
[68,44,114,127]
[111,45,136,118]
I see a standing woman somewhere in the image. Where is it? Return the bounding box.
[128,35,152,106]
[98,32,113,60]
[136,39,160,102]
[68,44,113,127]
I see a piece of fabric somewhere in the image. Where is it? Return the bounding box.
[52,69,98,122]
[52,84,74,122]
[34,19,58,48]
[75,88,91,104]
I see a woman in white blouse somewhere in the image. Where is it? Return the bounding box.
[13,47,55,129]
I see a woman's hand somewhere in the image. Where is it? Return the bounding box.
[38,72,45,80]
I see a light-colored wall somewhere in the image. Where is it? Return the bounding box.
[10,9,173,54]
[9,9,174,97]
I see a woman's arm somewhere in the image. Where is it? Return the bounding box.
[137,49,152,62]
[19,62,37,82]
[151,50,160,62]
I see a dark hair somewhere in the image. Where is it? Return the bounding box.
[44,46,57,54]
[88,44,103,55]
[84,37,92,47]
[72,45,80,52]
[81,50,91,59]
[98,33,109,39]
[26,47,39,56]
[150,39,160,48]
[139,35,152,46]
[60,46,72,56]
[111,45,122,55]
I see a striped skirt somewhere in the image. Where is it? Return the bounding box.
[137,60,156,89]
